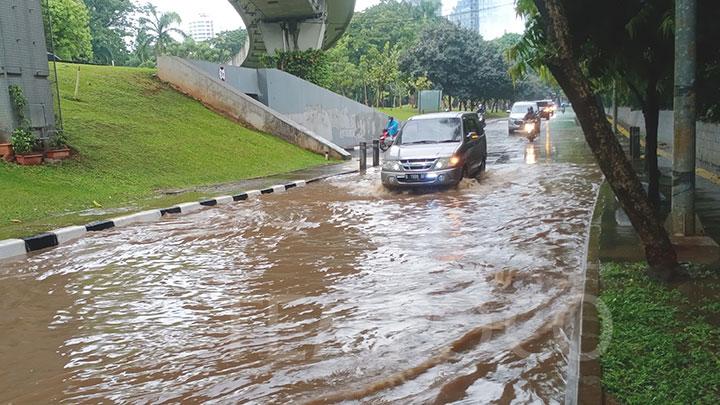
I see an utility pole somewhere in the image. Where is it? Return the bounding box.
[671,0,697,236]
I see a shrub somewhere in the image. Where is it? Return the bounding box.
[11,128,36,155]
[50,129,69,148]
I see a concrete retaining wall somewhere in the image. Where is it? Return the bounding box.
[258,69,388,147]
[182,59,387,148]
[608,107,720,169]
[157,56,350,160]
[185,59,261,96]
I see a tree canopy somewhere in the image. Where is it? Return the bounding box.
[82,0,135,65]
[43,0,93,62]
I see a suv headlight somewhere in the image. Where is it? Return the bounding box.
[434,156,460,169]
[383,160,402,171]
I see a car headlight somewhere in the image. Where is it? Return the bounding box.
[434,156,460,169]
[383,161,402,171]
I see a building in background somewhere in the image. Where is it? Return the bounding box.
[187,14,215,42]
[448,0,523,40]
[0,0,56,142]
[449,0,480,32]
[404,0,442,16]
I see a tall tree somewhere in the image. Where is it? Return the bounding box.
[138,3,185,58]
[208,29,248,62]
[400,21,515,109]
[261,50,330,87]
[517,0,678,277]
[83,0,134,65]
[343,0,441,65]
[43,0,94,62]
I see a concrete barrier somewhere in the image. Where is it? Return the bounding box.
[52,226,86,245]
[608,107,720,169]
[157,56,350,160]
[112,210,162,227]
[0,174,357,261]
[181,59,388,148]
[0,239,26,259]
[214,195,234,205]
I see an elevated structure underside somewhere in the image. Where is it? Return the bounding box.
[227,0,355,67]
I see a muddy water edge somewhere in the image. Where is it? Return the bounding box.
[0,115,602,403]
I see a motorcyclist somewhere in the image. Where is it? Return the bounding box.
[523,107,540,136]
[523,106,536,122]
[386,116,400,139]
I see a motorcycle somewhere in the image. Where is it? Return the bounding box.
[523,119,540,142]
[379,129,395,151]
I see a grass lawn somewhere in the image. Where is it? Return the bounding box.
[0,63,327,239]
[377,106,415,121]
[378,106,509,121]
[599,262,720,404]
[484,110,509,119]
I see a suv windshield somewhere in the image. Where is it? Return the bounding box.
[512,104,534,113]
[399,118,462,144]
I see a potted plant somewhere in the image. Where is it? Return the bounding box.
[46,130,71,160]
[0,141,11,159]
[11,128,43,165]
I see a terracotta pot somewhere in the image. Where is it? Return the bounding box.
[16,153,43,166]
[0,143,12,158]
[46,148,71,159]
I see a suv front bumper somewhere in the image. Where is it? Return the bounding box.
[381,167,463,187]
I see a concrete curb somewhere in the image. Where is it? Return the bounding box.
[566,181,607,405]
[0,173,357,261]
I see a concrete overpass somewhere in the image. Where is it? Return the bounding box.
[227,0,356,67]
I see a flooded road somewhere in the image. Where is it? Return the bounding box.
[0,113,602,404]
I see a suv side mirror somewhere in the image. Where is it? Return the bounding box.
[506,109,511,114]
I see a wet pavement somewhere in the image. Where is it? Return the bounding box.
[600,128,720,262]
[0,112,603,404]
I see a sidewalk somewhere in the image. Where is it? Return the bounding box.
[612,121,720,244]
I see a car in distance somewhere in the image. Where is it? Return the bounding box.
[381,112,487,188]
[535,99,555,119]
[508,101,539,133]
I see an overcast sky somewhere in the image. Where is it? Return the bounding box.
[140,0,460,33]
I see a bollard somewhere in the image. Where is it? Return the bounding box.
[629,126,641,159]
[359,142,367,172]
[372,140,380,167]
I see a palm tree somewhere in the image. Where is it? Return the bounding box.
[138,3,185,58]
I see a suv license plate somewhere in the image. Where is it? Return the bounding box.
[407,174,423,180]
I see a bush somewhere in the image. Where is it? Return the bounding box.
[50,129,69,149]
[11,128,37,155]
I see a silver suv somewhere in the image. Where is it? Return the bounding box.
[381,112,487,188]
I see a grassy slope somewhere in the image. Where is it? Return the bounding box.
[377,106,415,121]
[0,63,326,239]
[600,263,720,404]
[378,106,509,121]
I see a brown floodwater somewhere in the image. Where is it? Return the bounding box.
[0,116,602,404]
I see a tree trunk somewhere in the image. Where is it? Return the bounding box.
[364,82,368,106]
[643,82,661,209]
[535,0,678,278]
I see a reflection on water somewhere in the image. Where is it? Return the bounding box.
[0,118,602,404]
[525,144,538,165]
